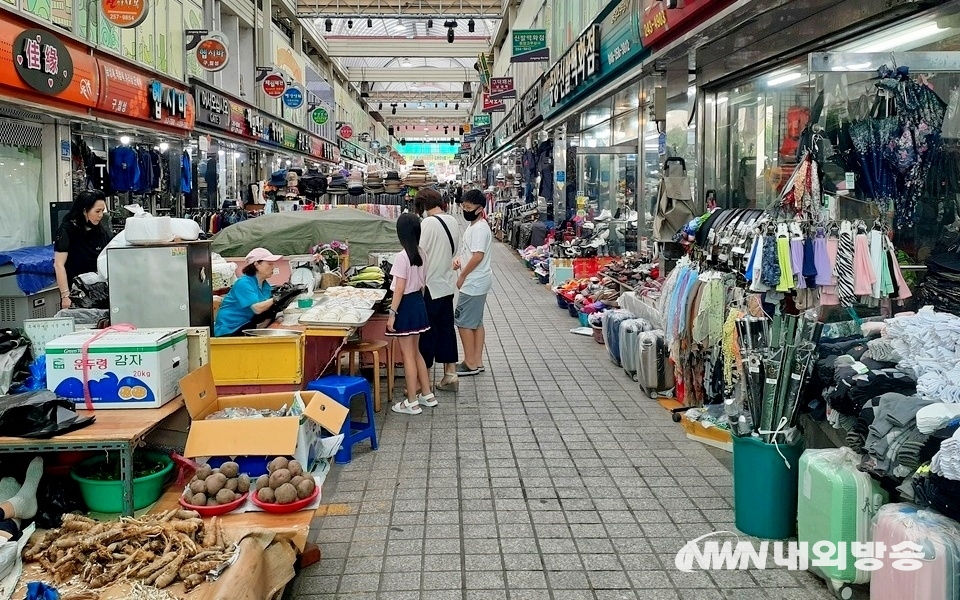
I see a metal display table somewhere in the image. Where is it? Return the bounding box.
[0,398,185,516]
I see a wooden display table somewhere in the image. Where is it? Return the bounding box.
[0,398,184,516]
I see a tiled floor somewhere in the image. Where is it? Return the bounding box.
[284,242,836,600]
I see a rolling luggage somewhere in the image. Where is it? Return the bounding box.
[619,318,652,381]
[797,448,888,588]
[602,310,637,367]
[636,330,674,396]
[871,503,960,600]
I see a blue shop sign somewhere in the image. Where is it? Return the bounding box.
[541,0,646,118]
[282,86,304,109]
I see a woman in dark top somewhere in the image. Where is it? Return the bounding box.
[54,191,110,309]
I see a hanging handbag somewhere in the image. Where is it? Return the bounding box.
[653,157,696,242]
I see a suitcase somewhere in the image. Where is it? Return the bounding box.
[636,330,674,396]
[871,503,960,600]
[619,318,652,381]
[797,448,888,587]
[602,310,637,367]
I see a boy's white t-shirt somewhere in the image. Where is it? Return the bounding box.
[459,220,493,296]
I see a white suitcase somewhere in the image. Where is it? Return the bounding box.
[637,330,674,396]
[619,318,651,381]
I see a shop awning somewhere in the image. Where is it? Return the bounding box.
[209,207,400,263]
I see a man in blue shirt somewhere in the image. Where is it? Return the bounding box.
[214,248,283,336]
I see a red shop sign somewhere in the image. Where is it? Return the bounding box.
[0,18,98,110]
[100,0,150,29]
[640,0,727,48]
[262,74,286,98]
[196,36,229,72]
[96,58,195,130]
[338,124,353,140]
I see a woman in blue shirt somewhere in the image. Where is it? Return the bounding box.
[214,248,283,336]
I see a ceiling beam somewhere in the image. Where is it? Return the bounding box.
[297,0,502,18]
[347,68,476,82]
[366,91,470,103]
[324,38,490,57]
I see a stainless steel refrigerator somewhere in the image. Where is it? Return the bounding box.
[107,242,213,328]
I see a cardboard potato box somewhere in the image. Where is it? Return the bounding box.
[179,365,349,473]
[46,328,188,409]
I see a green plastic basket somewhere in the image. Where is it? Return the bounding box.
[70,451,173,513]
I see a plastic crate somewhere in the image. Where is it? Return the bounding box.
[210,334,304,385]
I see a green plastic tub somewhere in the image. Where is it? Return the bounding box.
[732,434,804,539]
[70,451,173,513]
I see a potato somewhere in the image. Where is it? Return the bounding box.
[216,489,236,504]
[219,462,240,479]
[257,487,276,503]
[190,493,207,506]
[225,478,238,492]
[189,480,206,495]
[267,457,289,473]
[195,464,213,481]
[237,474,251,494]
[274,483,298,504]
[290,475,304,489]
[255,475,270,491]
[269,469,292,489]
[207,498,220,507]
[287,460,303,477]
[296,478,316,500]
[205,473,227,495]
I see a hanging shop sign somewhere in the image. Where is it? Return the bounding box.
[359,132,372,143]
[282,85,304,109]
[602,0,643,71]
[96,58,195,130]
[511,29,549,63]
[189,32,230,73]
[477,53,493,90]
[100,0,149,29]
[490,77,517,101]
[338,123,354,140]
[639,0,725,49]
[370,140,381,151]
[11,28,77,97]
[311,107,329,125]
[261,73,286,98]
[545,24,601,110]
[193,83,231,131]
[522,77,542,124]
[482,92,505,113]
[473,114,492,128]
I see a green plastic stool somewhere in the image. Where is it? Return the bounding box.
[732,434,804,540]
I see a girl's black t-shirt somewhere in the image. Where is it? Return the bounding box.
[54,220,110,282]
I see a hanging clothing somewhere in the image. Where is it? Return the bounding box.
[835,223,857,307]
[852,227,877,297]
[181,151,193,195]
[775,235,794,292]
[109,146,140,192]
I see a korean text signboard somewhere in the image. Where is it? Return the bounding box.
[512,29,549,63]
[490,77,516,101]
[545,24,600,109]
[640,0,725,49]
[13,29,74,96]
[100,0,149,28]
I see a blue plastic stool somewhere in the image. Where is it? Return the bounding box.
[306,375,378,463]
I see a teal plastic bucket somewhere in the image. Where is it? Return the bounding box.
[732,434,804,539]
[578,312,589,327]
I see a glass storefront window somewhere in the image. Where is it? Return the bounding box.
[0,144,42,251]
[614,83,641,115]
[613,111,639,145]
[581,122,611,148]
[581,101,612,130]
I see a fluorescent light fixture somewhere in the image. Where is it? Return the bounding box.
[716,95,729,104]
[767,72,803,86]
[217,150,225,156]
[687,85,696,97]
[159,142,169,152]
[401,58,412,67]
[120,135,131,145]
[852,23,947,53]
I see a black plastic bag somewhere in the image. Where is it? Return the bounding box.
[69,273,109,309]
[0,391,95,438]
[36,475,86,528]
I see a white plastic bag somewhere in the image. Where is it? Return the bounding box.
[97,230,128,279]
[170,218,201,240]
[123,204,173,245]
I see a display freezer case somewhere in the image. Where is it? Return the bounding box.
[107,243,213,328]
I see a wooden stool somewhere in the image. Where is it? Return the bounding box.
[336,340,394,412]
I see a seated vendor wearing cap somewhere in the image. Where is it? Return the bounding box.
[214,248,283,337]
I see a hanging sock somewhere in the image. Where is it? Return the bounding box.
[835,222,857,307]
[813,234,833,287]
[887,241,913,300]
[790,237,806,289]
[852,226,877,297]
[775,233,794,292]
[760,235,781,288]
[802,236,818,288]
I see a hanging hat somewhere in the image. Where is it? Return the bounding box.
[268,170,288,187]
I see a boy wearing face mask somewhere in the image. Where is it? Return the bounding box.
[453,189,493,376]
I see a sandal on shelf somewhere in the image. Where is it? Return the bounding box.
[436,375,459,392]
[391,399,422,415]
[418,393,438,407]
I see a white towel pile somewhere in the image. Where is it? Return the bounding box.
[886,307,960,403]
[931,428,960,480]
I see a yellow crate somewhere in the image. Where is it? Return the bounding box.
[209,335,304,385]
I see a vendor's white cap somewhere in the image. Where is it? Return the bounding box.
[245,247,283,264]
